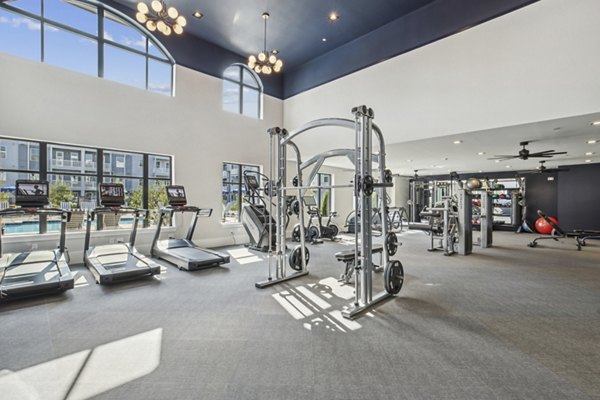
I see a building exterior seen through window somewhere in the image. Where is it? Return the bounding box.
[222,162,260,222]
[0,137,172,234]
[222,64,263,119]
[0,0,175,95]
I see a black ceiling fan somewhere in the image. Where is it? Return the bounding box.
[522,160,570,174]
[488,141,567,161]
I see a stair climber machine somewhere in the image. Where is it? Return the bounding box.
[0,180,74,300]
[84,183,161,284]
[152,185,229,271]
[241,171,277,252]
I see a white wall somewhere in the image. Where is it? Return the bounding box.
[0,53,283,253]
[283,0,600,157]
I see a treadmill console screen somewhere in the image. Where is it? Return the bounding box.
[99,183,125,207]
[167,185,187,206]
[16,180,49,207]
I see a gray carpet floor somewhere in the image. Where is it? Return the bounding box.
[1,231,599,400]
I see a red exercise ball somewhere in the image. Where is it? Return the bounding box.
[535,216,558,235]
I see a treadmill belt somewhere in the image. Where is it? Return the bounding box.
[169,247,223,262]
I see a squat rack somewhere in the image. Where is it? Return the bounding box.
[255,105,404,319]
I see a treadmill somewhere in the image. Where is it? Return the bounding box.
[0,180,74,301]
[151,185,229,271]
[84,183,160,284]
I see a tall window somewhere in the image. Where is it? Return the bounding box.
[222,64,262,119]
[222,162,260,223]
[0,136,173,234]
[0,0,175,95]
[310,173,332,215]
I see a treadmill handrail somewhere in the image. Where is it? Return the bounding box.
[160,206,212,216]
[0,207,70,266]
[88,207,147,221]
[84,207,145,252]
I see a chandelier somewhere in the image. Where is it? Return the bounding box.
[136,0,187,36]
[248,12,283,75]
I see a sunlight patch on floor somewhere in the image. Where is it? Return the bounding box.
[0,328,163,400]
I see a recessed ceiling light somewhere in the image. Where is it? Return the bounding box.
[322,38,327,42]
[505,165,511,168]
[477,152,485,155]
[588,139,598,144]
[328,12,340,22]
[478,170,483,173]
[193,11,203,19]
[406,159,413,162]
[585,159,592,163]
[453,140,462,144]
[591,121,600,126]
[585,152,594,156]
[495,160,500,163]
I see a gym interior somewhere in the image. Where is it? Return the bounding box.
[1,0,599,399]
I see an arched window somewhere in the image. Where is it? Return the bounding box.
[0,0,175,95]
[223,64,263,119]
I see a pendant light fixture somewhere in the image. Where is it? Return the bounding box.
[248,12,283,75]
[136,0,187,36]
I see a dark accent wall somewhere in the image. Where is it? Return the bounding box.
[524,172,558,225]
[283,0,538,98]
[557,163,600,231]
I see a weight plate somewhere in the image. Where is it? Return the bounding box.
[384,260,404,295]
[289,245,310,271]
[363,175,374,196]
[292,225,301,242]
[291,200,300,216]
[385,232,399,256]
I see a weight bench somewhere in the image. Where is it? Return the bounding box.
[336,245,384,284]
[528,210,600,250]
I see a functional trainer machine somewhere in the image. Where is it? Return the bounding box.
[151,185,229,270]
[409,199,458,256]
[0,180,74,300]
[84,183,161,284]
[255,106,404,319]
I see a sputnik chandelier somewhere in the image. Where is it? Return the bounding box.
[136,0,187,36]
[248,12,283,75]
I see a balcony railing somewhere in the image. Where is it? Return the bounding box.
[50,159,96,170]
[152,168,170,176]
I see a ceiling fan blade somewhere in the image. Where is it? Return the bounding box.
[529,154,555,158]
[529,150,568,157]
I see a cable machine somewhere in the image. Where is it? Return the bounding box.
[255,106,404,319]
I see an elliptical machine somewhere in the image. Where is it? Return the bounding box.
[240,171,277,252]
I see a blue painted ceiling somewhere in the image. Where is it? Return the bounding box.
[112,0,436,69]
[107,0,538,98]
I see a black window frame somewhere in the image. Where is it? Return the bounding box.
[0,136,173,233]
